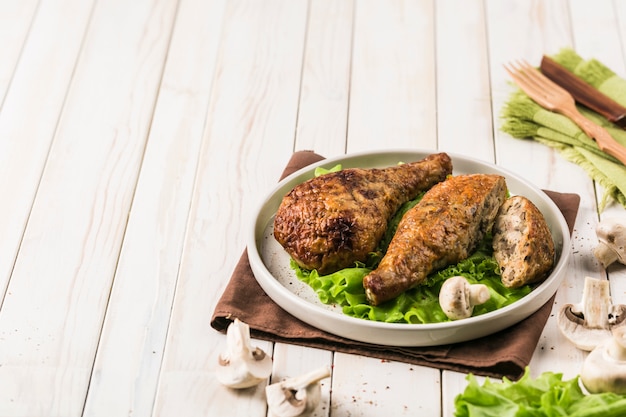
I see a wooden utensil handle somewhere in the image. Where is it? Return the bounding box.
[541,56,626,126]
[600,137,626,166]
[562,107,626,166]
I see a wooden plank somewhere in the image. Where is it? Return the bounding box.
[0,0,39,105]
[153,1,308,415]
[436,0,494,159]
[569,2,626,222]
[330,353,441,416]
[569,0,626,353]
[0,0,94,302]
[567,0,626,227]
[605,0,626,294]
[268,345,333,417]
[571,0,626,73]
[336,1,442,414]
[286,2,355,414]
[348,0,436,152]
[0,0,178,415]
[442,0,616,411]
[486,0,596,380]
[442,371,486,417]
[435,0,499,413]
[80,0,224,415]
[295,0,353,157]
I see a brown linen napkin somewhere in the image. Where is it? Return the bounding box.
[211,151,580,380]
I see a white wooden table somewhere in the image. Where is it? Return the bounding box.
[1,0,625,416]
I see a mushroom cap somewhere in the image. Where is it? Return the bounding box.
[557,277,626,351]
[581,328,626,394]
[439,276,489,321]
[557,304,614,351]
[439,276,472,320]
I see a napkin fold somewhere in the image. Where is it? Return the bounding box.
[211,150,580,381]
[501,48,626,210]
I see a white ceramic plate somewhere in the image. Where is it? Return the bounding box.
[248,150,570,346]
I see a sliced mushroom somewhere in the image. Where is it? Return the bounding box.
[215,318,272,389]
[438,275,490,320]
[265,366,331,417]
[581,326,626,394]
[557,276,626,351]
[594,218,626,268]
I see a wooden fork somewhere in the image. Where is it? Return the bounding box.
[504,60,626,166]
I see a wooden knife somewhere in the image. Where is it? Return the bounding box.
[540,55,626,129]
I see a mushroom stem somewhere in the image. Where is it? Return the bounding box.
[557,276,626,351]
[580,276,612,330]
[283,366,332,392]
[594,242,620,269]
[469,284,491,306]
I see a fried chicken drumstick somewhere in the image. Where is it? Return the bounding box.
[273,153,453,275]
[363,173,508,305]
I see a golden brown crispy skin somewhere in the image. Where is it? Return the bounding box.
[273,153,453,275]
[492,195,555,288]
[363,174,507,305]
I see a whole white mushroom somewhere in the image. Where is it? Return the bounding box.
[438,276,490,320]
[215,318,273,389]
[582,326,626,394]
[594,218,626,269]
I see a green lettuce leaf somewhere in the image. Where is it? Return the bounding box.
[292,239,530,324]
[454,369,626,417]
[314,164,343,177]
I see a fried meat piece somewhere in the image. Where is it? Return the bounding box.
[273,153,453,275]
[362,174,507,305]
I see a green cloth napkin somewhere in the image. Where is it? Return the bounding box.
[501,48,626,210]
